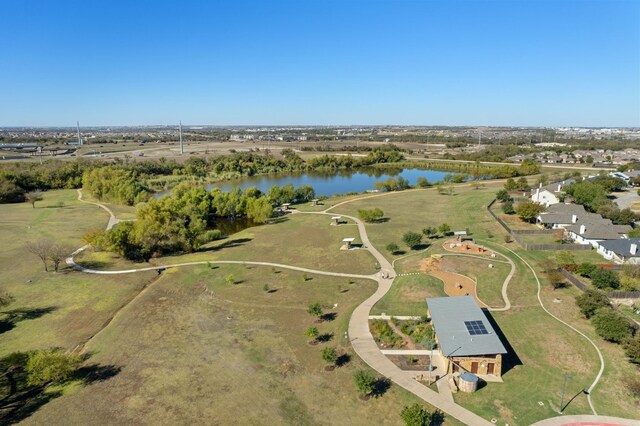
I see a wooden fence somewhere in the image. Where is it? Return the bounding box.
[560,268,640,299]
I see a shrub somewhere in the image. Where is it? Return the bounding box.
[400,403,438,426]
[495,189,511,202]
[416,177,430,188]
[503,235,512,243]
[624,336,640,364]
[501,200,515,215]
[575,289,610,318]
[358,208,384,223]
[321,347,338,365]
[307,302,323,318]
[591,268,620,290]
[591,309,633,343]
[438,223,451,236]
[353,369,375,396]
[386,243,400,254]
[26,348,82,386]
[577,262,598,278]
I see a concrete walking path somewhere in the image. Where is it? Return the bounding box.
[530,414,639,426]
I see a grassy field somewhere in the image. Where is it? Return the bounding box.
[439,255,510,308]
[331,184,504,263]
[21,265,461,425]
[371,274,447,316]
[0,190,159,358]
[77,213,378,275]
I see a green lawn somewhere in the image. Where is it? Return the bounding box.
[371,274,447,316]
[21,265,461,426]
[439,255,510,308]
[76,213,378,275]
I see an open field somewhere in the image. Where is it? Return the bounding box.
[21,265,461,425]
[0,190,159,358]
[371,274,446,316]
[331,183,504,262]
[76,213,378,275]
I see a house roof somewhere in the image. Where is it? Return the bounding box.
[566,220,631,240]
[538,179,576,194]
[599,238,640,258]
[426,296,507,357]
[537,204,587,224]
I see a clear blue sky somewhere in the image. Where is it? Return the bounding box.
[1,0,638,127]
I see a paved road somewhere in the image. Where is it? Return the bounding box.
[613,189,640,210]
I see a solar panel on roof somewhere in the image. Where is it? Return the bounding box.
[464,320,488,336]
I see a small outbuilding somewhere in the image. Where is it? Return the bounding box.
[341,237,355,249]
[426,295,507,378]
[331,216,342,225]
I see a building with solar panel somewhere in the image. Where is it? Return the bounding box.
[426,295,508,378]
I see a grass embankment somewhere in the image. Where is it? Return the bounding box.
[23,265,461,425]
[0,189,157,357]
[77,213,378,275]
[335,185,638,424]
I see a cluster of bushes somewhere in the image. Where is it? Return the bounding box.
[370,319,403,348]
[564,176,640,225]
[391,317,435,349]
[374,176,410,192]
[416,158,539,179]
[358,208,384,223]
[575,289,639,364]
[84,182,310,260]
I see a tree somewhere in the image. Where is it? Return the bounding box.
[305,326,319,343]
[575,289,610,319]
[25,239,53,272]
[25,190,43,208]
[402,231,422,250]
[516,176,531,191]
[501,200,515,215]
[422,227,437,238]
[358,208,384,223]
[26,348,82,386]
[438,223,451,236]
[577,263,598,277]
[495,189,511,202]
[321,347,338,367]
[49,244,71,273]
[353,369,375,397]
[0,291,14,308]
[629,228,640,238]
[590,268,620,290]
[624,336,640,364]
[515,201,545,223]
[400,403,435,426]
[307,302,323,319]
[386,243,400,254]
[225,274,235,285]
[416,177,430,188]
[504,178,517,191]
[556,251,576,267]
[591,309,633,343]
[547,269,566,290]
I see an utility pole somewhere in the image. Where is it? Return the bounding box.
[179,120,184,154]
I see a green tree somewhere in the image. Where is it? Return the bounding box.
[577,263,598,277]
[416,177,430,188]
[26,348,82,386]
[225,274,236,285]
[305,326,319,342]
[422,227,437,238]
[495,189,511,202]
[358,208,384,223]
[307,302,323,319]
[438,223,451,236]
[386,243,400,254]
[516,176,531,191]
[246,197,273,223]
[629,228,640,238]
[501,200,515,214]
[400,403,435,426]
[557,251,576,267]
[321,347,338,366]
[624,336,640,364]
[353,369,375,397]
[504,177,517,191]
[515,201,545,223]
[591,309,633,343]
[591,268,620,290]
[575,289,610,319]
[402,231,423,249]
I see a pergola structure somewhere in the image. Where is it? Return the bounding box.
[342,237,355,249]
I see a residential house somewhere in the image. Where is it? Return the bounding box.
[531,179,575,207]
[597,238,640,264]
[565,219,631,247]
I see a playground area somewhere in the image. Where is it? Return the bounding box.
[442,238,496,257]
[420,256,488,308]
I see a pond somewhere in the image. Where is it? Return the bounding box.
[200,168,453,197]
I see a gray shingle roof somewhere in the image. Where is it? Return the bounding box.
[599,238,640,258]
[426,296,507,357]
[539,178,576,194]
[566,219,631,240]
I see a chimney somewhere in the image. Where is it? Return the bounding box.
[557,184,562,192]
[539,183,542,188]
[631,243,637,256]
[536,188,540,196]
[572,214,577,223]
[579,224,586,235]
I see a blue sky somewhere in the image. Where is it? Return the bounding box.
[1,0,638,127]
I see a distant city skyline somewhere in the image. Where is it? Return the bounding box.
[1,0,638,127]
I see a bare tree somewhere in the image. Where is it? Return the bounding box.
[26,239,53,271]
[25,191,43,208]
[50,244,71,272]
